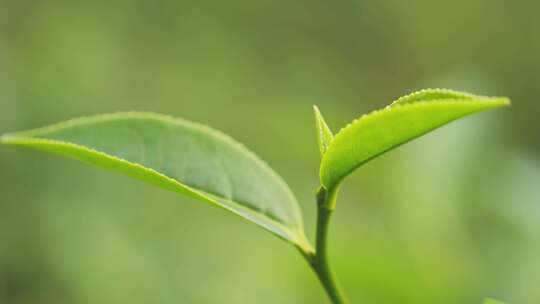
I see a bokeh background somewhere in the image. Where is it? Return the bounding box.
[1,1,539,303]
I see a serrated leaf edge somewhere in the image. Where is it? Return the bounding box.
[391,88,481,106]
[333,97,509,144]
[1,112,312,250]
[320,97,510,188]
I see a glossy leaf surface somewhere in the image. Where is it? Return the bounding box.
[320,89,510,190]
[1,112,311,249]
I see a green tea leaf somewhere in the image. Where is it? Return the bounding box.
[1,112,311,250]
[320,89,510,191]
[313,106,334,156]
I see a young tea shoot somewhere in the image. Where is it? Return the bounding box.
[1,89,510,303]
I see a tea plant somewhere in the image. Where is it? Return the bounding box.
[1,89,510,303]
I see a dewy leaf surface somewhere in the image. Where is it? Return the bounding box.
[320,89,510,190]
[1,112,310,250]
[313,106,334,156]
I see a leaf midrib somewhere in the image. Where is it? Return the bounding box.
[0,135,305,243]
[2,111,301,222]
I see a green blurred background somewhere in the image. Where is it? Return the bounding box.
[1,1,539,303]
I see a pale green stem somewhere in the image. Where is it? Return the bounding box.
[299,187,347,304]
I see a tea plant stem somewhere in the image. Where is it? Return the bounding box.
[314,204,345,303]
[299,187,346,304]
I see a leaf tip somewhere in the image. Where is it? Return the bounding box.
[499,97,511,106]
[483,96,511,109]
[0,133,14,144]
[1,131,26,144]
[312,105,322,117]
